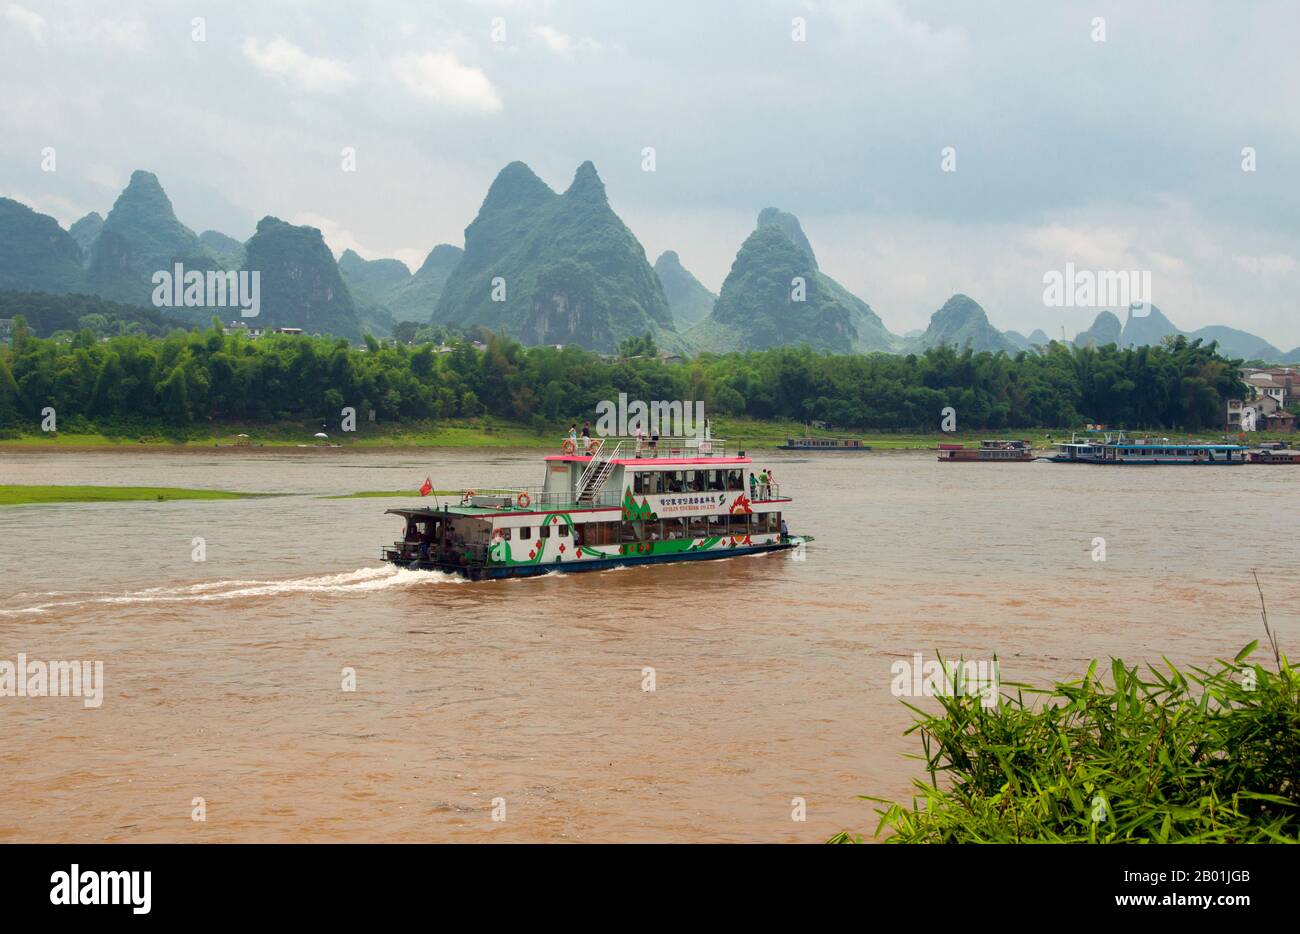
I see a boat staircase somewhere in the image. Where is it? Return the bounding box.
[576,440,621,505]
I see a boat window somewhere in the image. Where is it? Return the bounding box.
[708,514,728,536]
[540,525,550,539]
[666,471,685,493]
[519,527,530,540]
[651,471,665,494]
[688,471,705,492]
[689,517,708,537]
[727,470,743,491]
[501,527,512,540]
[730,513,750,532]
[583,522,619,546]
[633,472,647,495]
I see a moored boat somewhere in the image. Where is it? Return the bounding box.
[381,436,811,580]
[936,439,1034,462]
[1247,448,1300,464]
[1048,431,1247,464]
[776,436,870,451]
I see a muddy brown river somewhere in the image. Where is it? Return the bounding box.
[0,447,1294,842]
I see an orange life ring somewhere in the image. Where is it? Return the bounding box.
[517,492,531,509]
[562,439,576,455]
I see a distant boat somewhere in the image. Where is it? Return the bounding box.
[936,440,1034,462]
[776,437,870,451]
[1247,448,1300,464]
[1048,431,1247,465]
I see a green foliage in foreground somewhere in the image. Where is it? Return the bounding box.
[833,643,1298,843]
[0,485,254,505]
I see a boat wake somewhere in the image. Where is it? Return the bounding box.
[0,565,463,616]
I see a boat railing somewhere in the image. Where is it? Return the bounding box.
[452,486,624,511]
[563,435,730,459]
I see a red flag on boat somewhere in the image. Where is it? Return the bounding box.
[419,477,432,497]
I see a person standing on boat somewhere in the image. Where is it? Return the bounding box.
[634,425,645,455]
[568,424,578,448]
[749,472,757,499]
[780,518,789,541]
[758,469,769,499]
[582,421,592,452]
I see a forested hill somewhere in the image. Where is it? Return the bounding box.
[0,317,1246,433]
[0,291,187,337]
[432,161,677,353]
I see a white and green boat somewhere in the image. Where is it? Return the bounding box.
[381,436,811,579]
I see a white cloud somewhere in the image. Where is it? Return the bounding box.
[291,212,371,259]
[4,6,147,49]
[5,4,47,42]
[393,247,427,271]
[531,25,601,57]
[391,52,502,112]
[242,37,355,92]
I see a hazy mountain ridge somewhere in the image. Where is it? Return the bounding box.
[689,208,899,353]
[383,244,462,321]
[653,250,716,329]
[0,167,1293,357]
[239,216,362,339]
[0,198,84,293]
[68,212,103,261]
[907,294,1018,354]
[433,161,678,353]
[1073,310,1123,347]
[87,170,219,305]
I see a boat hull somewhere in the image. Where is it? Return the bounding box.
[388,537,812,581]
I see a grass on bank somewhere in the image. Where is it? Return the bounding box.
[831,616,1298,843]
[0,485,261,506]
[3,416,1289,452]
[320,489,458,499]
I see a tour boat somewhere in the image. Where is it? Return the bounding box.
[1048,433,1102,463]
[936,440,1035,462]
[381,436,811,580]
[777,437,870,451]
[1048,431,1247,464]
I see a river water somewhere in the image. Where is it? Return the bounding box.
[0,447,1295,842]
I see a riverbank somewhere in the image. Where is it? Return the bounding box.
[3,417,1283,452]
[0,485,265,506]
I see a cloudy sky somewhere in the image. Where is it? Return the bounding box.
[3,0,1298,346]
